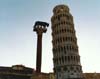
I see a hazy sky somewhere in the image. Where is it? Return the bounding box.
[0,0,100,73]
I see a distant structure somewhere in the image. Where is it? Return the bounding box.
[33,21,49,73]
[51,5,83,79]
[0,65,33,79]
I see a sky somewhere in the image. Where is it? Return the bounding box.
[0,0,100,73]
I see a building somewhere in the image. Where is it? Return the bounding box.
[51,4,83,79]
[0,65,51,79]
[0,65,33,79]
[84,73,100,79]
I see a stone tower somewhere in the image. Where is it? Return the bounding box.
[51,5,83,79]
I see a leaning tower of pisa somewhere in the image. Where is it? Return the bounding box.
[51,5,83,79]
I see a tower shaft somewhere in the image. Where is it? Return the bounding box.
[36,34,42,73]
